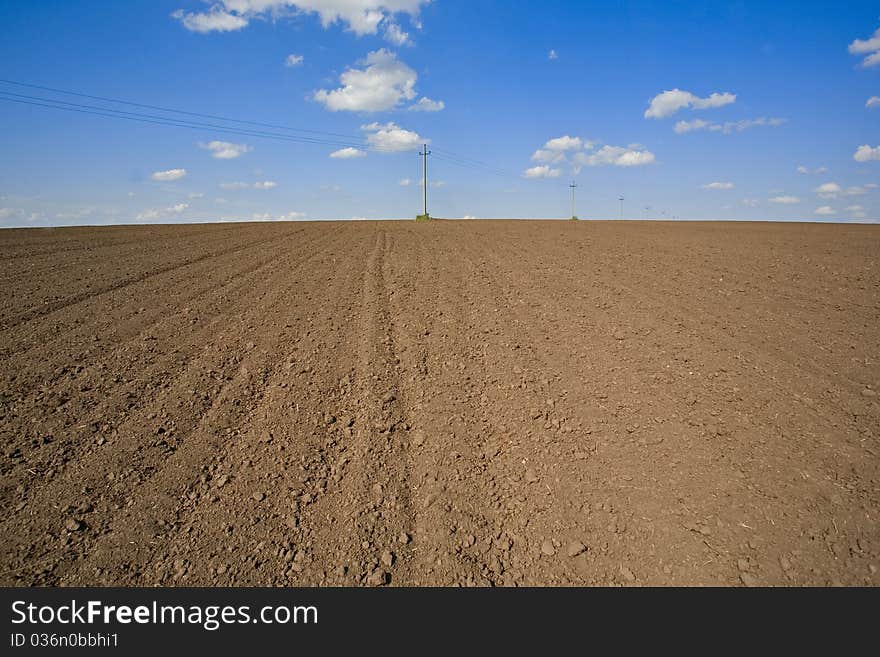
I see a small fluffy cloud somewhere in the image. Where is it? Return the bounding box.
[330,147,367,159]
[137,203,189,221]
[361,121,425,152]
[408,97,445,112]
[769,195,800,204]
[848,28,880,68]
[815,182,842,199]
[814,206,836,216]
[200,140,252,159]
[531,149,566,164]
[702,182,734,190]
[544,135,583,151]
[251,211,306,222]
[531,136,587,164]
[797,165,828,175]
[173,1,429,38]
[846,205,867,219]
[220,181,250,190]
[172,6,248,33]
[674,117,785,135]
[645,89,736,119]
[151,168,187,181]
[399,178,411,186]
[575,145,656,167]
[548,49,558,60]
[285,54,304,67]
[220,181,277,190]
[867,96,880,109]
[314,49,417,112]
[853,144,880,162]
[383,21,410,46]
[523,165,561,179]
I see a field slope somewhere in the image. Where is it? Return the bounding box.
[1,219,878,586]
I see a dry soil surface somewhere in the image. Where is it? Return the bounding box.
[1,219,878,587]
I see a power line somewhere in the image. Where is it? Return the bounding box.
[0,92,415,154]
[0,78,572,199]
[0,78,367,144]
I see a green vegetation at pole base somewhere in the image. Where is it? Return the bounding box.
[415,214,431,222]
[570,216,579,221]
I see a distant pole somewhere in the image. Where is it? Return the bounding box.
[569,181,578,219]
[419,144,432,218]
[618,195,624,221]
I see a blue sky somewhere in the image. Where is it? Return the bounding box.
[1,0,878,226]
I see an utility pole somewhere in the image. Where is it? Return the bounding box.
[417,144,431,220]
[618,195,624,221]
[569,181,578,220]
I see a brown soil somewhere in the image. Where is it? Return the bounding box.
[1,219,878,586]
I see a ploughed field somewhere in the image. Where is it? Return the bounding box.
[1,219,878,587]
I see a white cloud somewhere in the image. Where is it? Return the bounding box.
[797,165,828,175]
[674,117,785,134]
[702,181,734,190]
[769,195,800,204]
[218,180,276,190]
[151,168,187,181]
[548,49,558,60]
[674,119,711,134]
[853,144,880,162]
[220,181,250,190]
[137,203,189,221]
[814,206,836,216]
[531,149,566,164]
[200,140,252,159]
[741,198,760,207]
[543,135,583,151]
[383,21,410,46]
[399,178,411,186]
[173,1,428,38]
[523,165,561,178]
[54,207,97,220]
[844,185,869,196]
[313,49,417,112]
[408,96,445,112]
[645,88,736,119]
[575,145,656,167]
[285,54,304,67]
[172,6,248,33]
[361,121,425,152]
[4,208,43,223]
[330,147,367,159]
[846,205,867,219]
[849,28,880,68]
[867,96,880,109]
[251,211,306,221]
[530,136,588,164]
[815,182,842,199]
[188,192,205,199]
